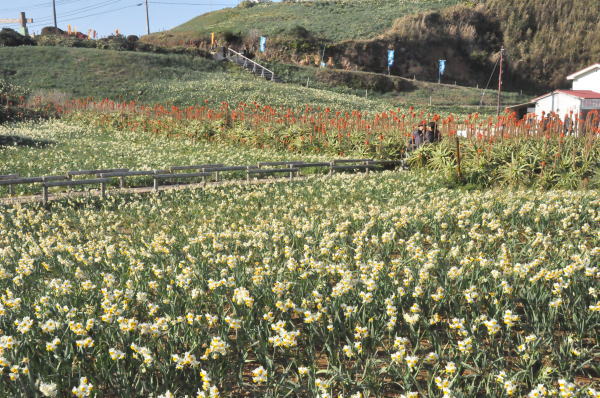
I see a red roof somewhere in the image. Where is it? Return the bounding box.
[556,90,600,99]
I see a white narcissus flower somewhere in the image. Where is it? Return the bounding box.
[405,355,418,369]
[38,381,58,398]
[252,366,267,384]
[71,377,93,398]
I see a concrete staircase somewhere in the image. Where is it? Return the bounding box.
[224,48,282,83]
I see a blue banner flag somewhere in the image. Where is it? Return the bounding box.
[259,36,267,52]
[387,50,395,67]
[439,59,446,76]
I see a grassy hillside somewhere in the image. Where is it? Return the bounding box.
[147,0,600,91]
[0,46,528,113]
[148,0,461,44]
[0,46,225,100]
[0,46,390,111]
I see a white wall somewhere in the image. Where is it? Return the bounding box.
[535,96,554,115]
[572,69,600,92]
[535,93,581,116]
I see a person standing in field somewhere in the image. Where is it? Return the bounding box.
[410,121,426,150]
[425,122,441,143]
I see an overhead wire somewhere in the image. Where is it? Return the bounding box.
[0,0,87,13]
[30,0,125,25]
[149,1,233,5]
[17,0,236,33]
[479,52,501,107]
[29,2,143,28]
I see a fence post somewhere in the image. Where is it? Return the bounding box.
[329,161,334,176]
[119,176,125,189]
[100,182,106,199]
[42,185,48,205]
[153,172,159,192]
[246,167,250,183]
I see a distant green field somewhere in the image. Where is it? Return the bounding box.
[0,46,391,111]
[0,46,224,101]
[0,46,528,114]
[169,0,462,42]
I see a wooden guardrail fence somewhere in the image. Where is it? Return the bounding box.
[0,158,405,205]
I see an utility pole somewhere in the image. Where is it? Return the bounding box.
[496,46,504,116]
[52,0,57,28]
[145,0,150,35]
[0,12,33,36]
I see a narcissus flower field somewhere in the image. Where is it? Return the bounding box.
[1,88,599,397]
[0,171,598,397]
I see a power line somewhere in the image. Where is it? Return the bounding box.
[0,2,52,12]
[58,0,125,18]
[29,3,142,28]
[0,0,85,13]
[25,1,119,25]
[149,1,233,4]
[32,0,125,24]
[479,53,501,108]
[19,0,236,34]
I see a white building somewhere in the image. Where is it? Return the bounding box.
[532,63,600,117]
[568,64,600,92]
[533,90,600,116]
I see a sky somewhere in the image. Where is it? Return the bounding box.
[0,0,262,37]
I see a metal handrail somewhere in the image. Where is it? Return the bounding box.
[226,48,275,81]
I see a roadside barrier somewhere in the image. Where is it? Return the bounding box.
[0,158,405,205]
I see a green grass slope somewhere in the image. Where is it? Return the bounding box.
[166,0,462,42]
[0,46,225,101]
[0,46,528,113]
[0,46,392,111]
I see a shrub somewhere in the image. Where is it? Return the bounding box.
[0,79,29,105]
[0,80,61,123]
[221,31,243,44]
[0,28,35,47]
[96,35,135,51]
[238,0,257,8]
[40,26,66,36]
